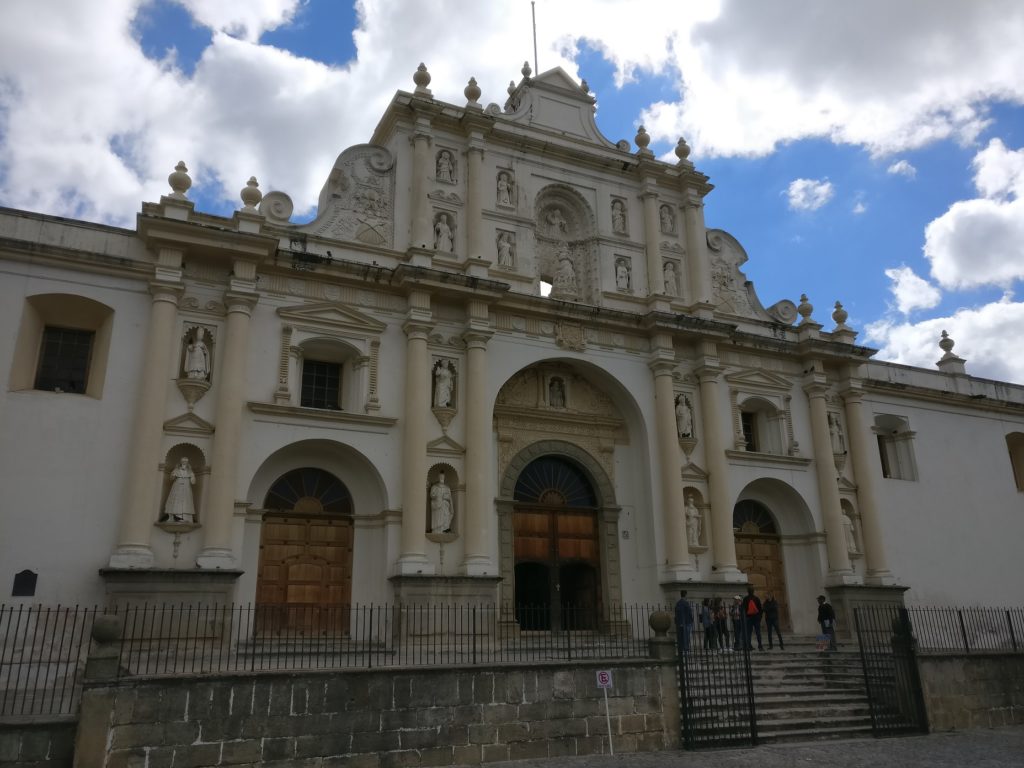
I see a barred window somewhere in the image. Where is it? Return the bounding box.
[35,326,94,393]
[301,360,341,409]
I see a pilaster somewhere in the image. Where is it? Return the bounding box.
[461,305,494,575]
[410,117,434,251]
[640,182,663,297]
[682,194,713,313]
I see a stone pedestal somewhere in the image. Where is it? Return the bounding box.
[826,583,909,642]
[100,567,242,612]
[660,579,748,608]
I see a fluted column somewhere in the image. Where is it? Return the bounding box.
[410,118,433,250]
[397,290,434,574]
[462,317,494,575]
[640,183,663,295]
[842,387,893,583]
[465,137,486,262]
[683,195,712,307]
[109,280,183,568]
[651,358,692,577]
[697,360,742,579]
[804,377,854,580]
[197,291,258,569]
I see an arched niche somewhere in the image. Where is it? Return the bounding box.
[533,184,599,303]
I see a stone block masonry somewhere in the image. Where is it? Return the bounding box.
[73,661,678,767]
[0,719,76,768]
[918,654,1024,731]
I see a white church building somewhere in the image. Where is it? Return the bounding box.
[2,63,1023,637]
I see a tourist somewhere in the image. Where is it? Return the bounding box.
[817,594,838,651]
[674,590,693,655]
[763,591,784,650]
[741,586,764,651]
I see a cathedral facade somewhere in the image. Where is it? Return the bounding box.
[2,64,1023,636]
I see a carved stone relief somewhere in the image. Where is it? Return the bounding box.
[496,230,516,268]
[614,257,632,292]
[611,198,628,235]
[435,150,456,184]
[659,204,676,235]
[433,211,456,252]
[307,145,395,247]
[496,171,515,207]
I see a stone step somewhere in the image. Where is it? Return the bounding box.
[757,722,875,744]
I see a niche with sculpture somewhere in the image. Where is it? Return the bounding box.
[433,211,456,253]
[840,500,862,559]
[614,257,632,292]
[426,464,459,542]
[177,325,215,410]
[432,358,457,432]
[496,170,515,207]
[158,444,207,531]
[683,487,708,552]
[435,150,456,184]
[534,185,598,303]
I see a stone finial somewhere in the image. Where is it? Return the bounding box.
[797,294,814,324]
[832,301,849,327]
[521,60,532,78]
[413,63,431,93]
[508,80,516,96]
[936,330,967,374]
[464,76,481,105]
[240,176,262,211]
[635,125,652,155]
[939,330,955,357]
[675,137,691,162]
[580,78,590,94]
[168,161,192,199]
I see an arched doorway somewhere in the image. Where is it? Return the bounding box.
[513,456,601,631]
[733,500,790,629]
[256,468,354,634]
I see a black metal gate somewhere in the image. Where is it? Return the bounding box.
[854,606,929,737]
[677,619,758,749]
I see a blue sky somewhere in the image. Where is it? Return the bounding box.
[2,1,1024,382]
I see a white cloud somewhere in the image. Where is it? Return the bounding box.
[852,201,867,214]
[866,295,1024,383]
[924,139,1024,290]
[883,266,941,314]
[172,0,300,42]
[786,178,834,211]
[887,159,917,178]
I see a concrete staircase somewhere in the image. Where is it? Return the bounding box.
[750,637,873,743]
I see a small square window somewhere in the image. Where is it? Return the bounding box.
[301,360,341,409]
[35,326,94,393]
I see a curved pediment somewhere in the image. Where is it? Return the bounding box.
[707,229,797,325]
[503,67,617,148]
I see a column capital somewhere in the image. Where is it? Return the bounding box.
[694,365,722,384]
[648,358,675,377]
[224,290,259,316]
[148,281,184,304]
[462,329,493,349]
[402,319,433,340]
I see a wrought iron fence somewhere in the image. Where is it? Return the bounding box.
[0,604,97,716]
[906,607,1023,653]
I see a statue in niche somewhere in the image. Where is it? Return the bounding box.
[430,472,454,533]
[545,207,568,236]
[184,335,209,380]
[436,151,455,183]
[685,495,701,548]
[553,246,577,294]
[162,458,196,524]
[434,214,454,252]
[433,361,455,408]
[664,261,679,297]
[549,377,566,408]
[675,395,694,438]
[828,413,846,454]
[615,259,631,291]
[843,514,859,554]
[660,204,675,234]
[611,199,627,234]
[496,172,513,206]
[496,232,515,267]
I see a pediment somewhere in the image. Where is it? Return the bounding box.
[681,462,708,481]
[838,476,858,492]
[724,368,794,393]
[502,67,615,148]
[277,302,386,335]
[706,229,778,323]
[427,434,465,456]
[164,412,214,436]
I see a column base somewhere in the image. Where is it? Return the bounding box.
[826,582,910,642]
[107,545,154,569]
[825,569,859,587]
[709,565,747,583]
[460,555,496,577]
[864,569,897,586]
[394,554,436,576]
[196,547,237,570]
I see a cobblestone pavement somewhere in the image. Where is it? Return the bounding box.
[477,727,1024,768]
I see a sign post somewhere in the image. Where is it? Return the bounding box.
[596,669,614,755]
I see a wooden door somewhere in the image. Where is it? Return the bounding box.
[735,534,789,629]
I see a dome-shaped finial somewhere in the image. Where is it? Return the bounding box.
[521,60,532,78]
[580,78,590,94]
[832,301,848,327]
[798,294,814,323]
[507,79,516,96]
[240,176,262,211]
[168,161,192,200]
[635,125,651,154]
[464,76,481,104]
[413,63,431,92]
[939,330,955,355]
[675,137,691,162]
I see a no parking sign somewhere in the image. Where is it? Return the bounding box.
[596,670,614,754]
[596,669,613,688]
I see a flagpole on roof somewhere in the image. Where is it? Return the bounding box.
[531,1,539,74]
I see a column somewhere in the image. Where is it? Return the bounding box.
[651,358,692,577]
[410,118,433,250]
[640,183,663,295]
[109,281,183,568]
[197,291,258,569]
[842,387,893,583]
[461,314,494,575]
[804,377,854,580]
[465,137,486,262]
[396,290,434,574]
[683,194,712,307]
[696,359,742,579]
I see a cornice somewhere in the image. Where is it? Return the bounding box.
[247,401,398,429]
[725,450,812,469]
[863,378,1024,416]
[0,236,152,282]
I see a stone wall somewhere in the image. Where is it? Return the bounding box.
[918,654,1024,730]
[0,719,76,768]
[75,661,678,768]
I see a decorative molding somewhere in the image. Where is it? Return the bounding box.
[277,302,387,335]
[724,450,812,468]
[163,412,215,437]
[247,401,397,429]
[427,434,465,456]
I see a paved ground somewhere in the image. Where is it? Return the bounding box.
[478,727,1024,768]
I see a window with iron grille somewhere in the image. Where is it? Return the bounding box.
[35,326,94,393]
[301,360,341,409]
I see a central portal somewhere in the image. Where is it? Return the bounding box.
[513,456,601,631]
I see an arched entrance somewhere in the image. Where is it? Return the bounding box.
[733,500,790,629]
[256,467,354,634]
[513,456,601,631]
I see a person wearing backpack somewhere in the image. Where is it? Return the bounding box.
[729,595,743,651]
[741,585,764,651]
